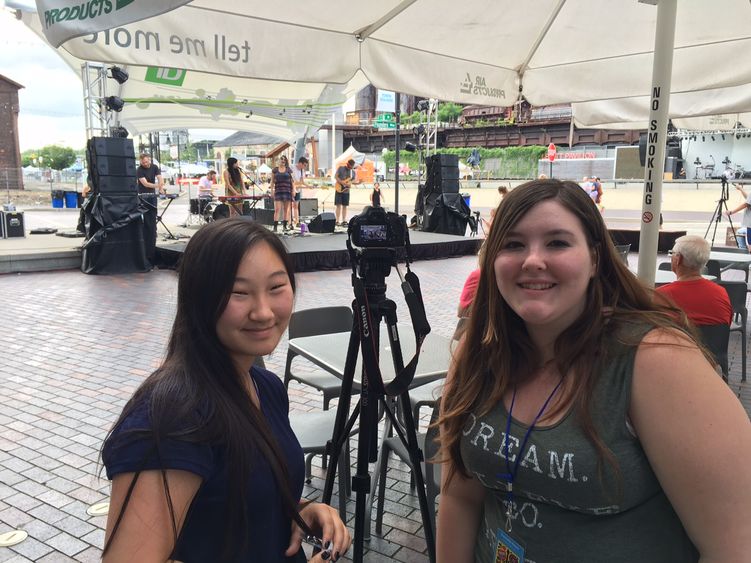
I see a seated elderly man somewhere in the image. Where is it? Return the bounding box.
[656,235,732,326]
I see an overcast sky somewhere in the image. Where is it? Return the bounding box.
[0,9,245,152]
[0,9,88,150]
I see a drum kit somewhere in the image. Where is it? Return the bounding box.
[693,156,716,179]
[694,156,749,181]
[186,198,230,225]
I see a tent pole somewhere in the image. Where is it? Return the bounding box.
[395,92,400,214]
[636,0,677,286]
[331,113,336,187]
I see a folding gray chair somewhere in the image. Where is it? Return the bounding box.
[711,245,750,283]
[373,403,441,543]
[284,306,360,409]
[717,280,747,381]
[614,243,630,265]
[289,410,350,520]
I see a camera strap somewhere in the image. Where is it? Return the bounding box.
[352,269,431,398]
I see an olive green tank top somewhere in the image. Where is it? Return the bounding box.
[459,322,698,563]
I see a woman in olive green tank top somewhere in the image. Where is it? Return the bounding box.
[436,179,751,563]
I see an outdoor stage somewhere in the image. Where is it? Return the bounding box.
[156,228,483,272]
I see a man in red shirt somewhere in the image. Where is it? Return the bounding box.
[656,235,732,325]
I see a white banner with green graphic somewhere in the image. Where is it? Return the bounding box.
[35,0,191,47]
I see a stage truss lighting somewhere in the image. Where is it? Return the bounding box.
[108,66,129,84]
[105,96,125,112]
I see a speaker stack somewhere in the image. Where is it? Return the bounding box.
[82,137,148,274]
[426,154,460,193]
[420,154,469,235]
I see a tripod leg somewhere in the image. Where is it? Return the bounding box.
[365,397,395,540]
[350,393,379,563]
[322,316,361,507]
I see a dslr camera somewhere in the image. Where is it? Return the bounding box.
[348,206,407,249]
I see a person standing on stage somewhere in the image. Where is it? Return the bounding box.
[223,158,244,217]
[136,153,165,266]
[370,182,386,208]
[334,159,354,227]
[270,155,294,233]
[291,156,310,227]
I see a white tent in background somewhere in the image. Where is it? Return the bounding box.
[27,0,751,284]
[19,10,367,141]
[572,83,751,130]
[257,163,272,174]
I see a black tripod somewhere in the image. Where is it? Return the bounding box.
[705,175,739,248]
[321,242,436,563]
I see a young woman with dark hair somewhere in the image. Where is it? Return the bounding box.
[436,179,751,562]
[102,218,350,562]
[223,157,245,217]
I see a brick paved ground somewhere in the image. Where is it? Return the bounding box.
[1,251,749,562]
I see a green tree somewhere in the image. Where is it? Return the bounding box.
[38,145,77,170]
[437,102,463,123]
[21,149,38,168]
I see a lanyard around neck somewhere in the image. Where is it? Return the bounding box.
[497,375,564,533]
[499,376,565,486]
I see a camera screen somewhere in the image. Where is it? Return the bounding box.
[360,224,388,241]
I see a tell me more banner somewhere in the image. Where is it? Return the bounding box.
[36,0,190,47]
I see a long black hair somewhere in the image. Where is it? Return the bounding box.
[226,157,242,189]
[102,218,310,560]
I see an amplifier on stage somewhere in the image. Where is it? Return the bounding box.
[1,210,25,238]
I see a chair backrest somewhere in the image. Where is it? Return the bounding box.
[423,401,442,488]
[696,324,730,375]
[658,261,673,271]
[288,306,353,339]
[718,280,747,314]
[614,244,630,265]
[711,246,746,254]
[702,259,722,279]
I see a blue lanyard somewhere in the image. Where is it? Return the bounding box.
[498,376,564,531]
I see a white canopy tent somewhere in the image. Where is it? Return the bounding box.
[29,0,751,283]
[573,85,751,130]
[18,8,367,141]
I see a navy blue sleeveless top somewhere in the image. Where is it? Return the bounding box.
[103,366,306,562]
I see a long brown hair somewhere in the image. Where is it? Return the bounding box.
[438,178,701,490]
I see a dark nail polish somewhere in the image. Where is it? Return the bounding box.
[324,540,332,550]
[321,550,331,560]
[334,551,341,561]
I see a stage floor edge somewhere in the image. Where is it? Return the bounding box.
[155,229,483,272]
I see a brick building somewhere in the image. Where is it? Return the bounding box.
[0,74,24,190]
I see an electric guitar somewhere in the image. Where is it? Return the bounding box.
[335,176,351,193]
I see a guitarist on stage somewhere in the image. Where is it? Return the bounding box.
[335,159,355,227]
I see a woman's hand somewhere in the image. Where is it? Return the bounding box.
[285,502,351,562]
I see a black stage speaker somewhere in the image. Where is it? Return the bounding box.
[96,175,137,194]
[426,154,460,192]
[81,218,148,275]
[263,196,274,210]
[88,137,134,157]
[87,137,138,194]
[308,212,336,233]
[1,211,25,238]
[242,208,274,225]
